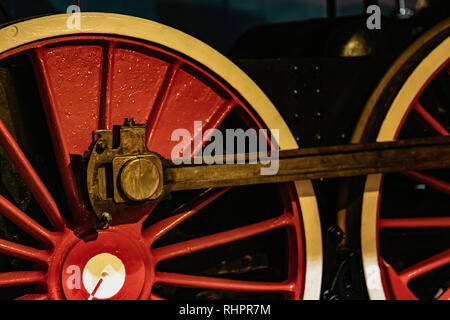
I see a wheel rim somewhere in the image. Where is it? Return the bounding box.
[360,31,450,300]
[0,14,322,300]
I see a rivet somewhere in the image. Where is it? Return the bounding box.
[292,65,299,71]
[293,89,299,95]
[98,212,112,230]
[95,140,107,154]
[315,88,321,93]
[123,118,136,126]
[315,134,322,141]
[293,113,300,119]
[6,26,18,38]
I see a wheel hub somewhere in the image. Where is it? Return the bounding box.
[61,228,150,300]
[82,253,126,300]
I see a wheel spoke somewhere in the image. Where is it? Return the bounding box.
[380,217,450,229]
[144,60,236,160]
[0,271,46,288]
[0,119,66,230]
[149,293,165,300]
[31,48,91,222]
[0,238,49,263]
[0,194,55,244]
[412,102,449,136]
[404,171,450,195]
[152,213,293,263]
[155,272,294,293]
[15,294,48,300]
[399,249,450,283]
[99,41,116,129]
[143,187,230,244]
[146,61,182,146]
[192,100,236,156]
[381,259,417,300]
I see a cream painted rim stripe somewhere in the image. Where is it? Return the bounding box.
[0,13,322,299]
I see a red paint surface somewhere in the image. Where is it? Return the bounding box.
[147,64,230,158]
[40,45,103,156]
[109,47,171,127]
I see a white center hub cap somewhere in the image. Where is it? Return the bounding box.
[82,253,126,300]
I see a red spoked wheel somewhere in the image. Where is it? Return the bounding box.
[0,14,322,300]
[351,18,450,300]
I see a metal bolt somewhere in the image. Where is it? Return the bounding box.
[98,212,112,230]
[217,260,226,269]
[241,255,253,266]
[95,140,106,154]
[328,226,344,244]
[123,118,136,126]
[6,26,18,38]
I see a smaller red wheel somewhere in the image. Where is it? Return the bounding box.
[352,19,450,300]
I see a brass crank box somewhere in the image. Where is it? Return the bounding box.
[86,119,164,221]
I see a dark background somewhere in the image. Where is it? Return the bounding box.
[0,0,418,55]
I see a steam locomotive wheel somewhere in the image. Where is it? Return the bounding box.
[0,14,322,300]
[351,18,450,300]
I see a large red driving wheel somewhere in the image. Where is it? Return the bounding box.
[0,14,322,300]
